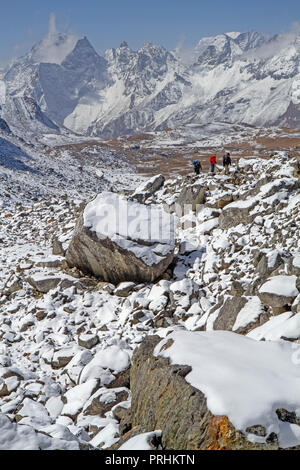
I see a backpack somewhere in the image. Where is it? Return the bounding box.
[193,160,198,169]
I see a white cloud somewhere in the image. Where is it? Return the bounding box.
[243,22,300,60]
[48,12,57,36]
[32,12,79,65]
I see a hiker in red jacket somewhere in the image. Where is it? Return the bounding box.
[209,155,217,173]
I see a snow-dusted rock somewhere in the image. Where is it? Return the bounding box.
[212,296,248,331]
[78,334,99,350]
[1,130,300,451]
[256,250,284,279]
[131,174,165,203]
[150,330,300,449]
[79,346,130,386]
[198,217,219,235]
[175,184,206,213]
[16,398,51,425]
[0,413,80,450]
[0,376,20,397]
[51,348,75,369]
[83,387,129,417]
[45,396,64,420]
[219,197,257,229]
[114,282,136,297]
[27,273,61,293]
[169,279,198,314]
[259,276,299,308]
[288,253,300,276]
[65,350,93,384]
[247,311,300,341]
[66,192,176,283]
[117,430,162,450]
[217,194,233,209]
[52,237,65,256]
[62,379,100,420]
[27,272,81,293]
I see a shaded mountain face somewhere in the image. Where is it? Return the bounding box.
[3,33,108,133]
[2,29,300,138]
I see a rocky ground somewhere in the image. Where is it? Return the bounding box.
[70,123,300,178]
[0,143,300,450]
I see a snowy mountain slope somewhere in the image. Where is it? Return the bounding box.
[0,126,144,207]
[2,32,108,137]
[2,28,300,139]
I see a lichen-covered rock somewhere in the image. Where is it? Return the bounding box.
[130,336,277,450]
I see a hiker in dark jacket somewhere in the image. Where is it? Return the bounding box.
[223,152,232,175]
[193,159,202,175]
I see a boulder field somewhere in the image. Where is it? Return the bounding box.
[1,151,300,449]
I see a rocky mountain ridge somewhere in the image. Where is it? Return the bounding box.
[2,29,300,139]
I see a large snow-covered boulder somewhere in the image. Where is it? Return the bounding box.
[66,192,176,283]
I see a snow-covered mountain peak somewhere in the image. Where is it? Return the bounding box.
[194,30,267,62]
[140,41,162,52]
[61,36,107,73]
[233,31,267,51]
[193,33,244,67]
[226,32,241,39]
[119,41,129,48]
[29,31,79,65]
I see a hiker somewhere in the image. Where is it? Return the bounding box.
[223,152,232,175]
[209,155,216,173]
[193,159,202,175]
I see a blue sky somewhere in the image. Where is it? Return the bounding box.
[1,0,300,65]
